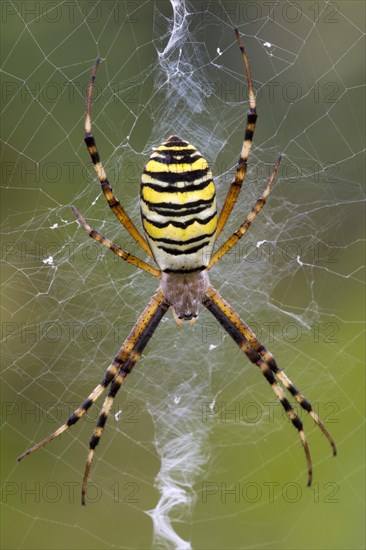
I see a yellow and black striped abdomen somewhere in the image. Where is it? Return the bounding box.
[140,135,217,273]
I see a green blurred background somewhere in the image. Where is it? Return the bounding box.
[1,1,364,548]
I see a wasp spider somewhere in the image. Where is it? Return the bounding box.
[18,29,336,505]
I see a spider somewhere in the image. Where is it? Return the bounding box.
[18,28,336,505]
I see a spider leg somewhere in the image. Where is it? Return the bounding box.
[17,359,119,462]
[84,57,152,258]
[215,28,257,240]
[78,288,169,504]
[17,289,170,503]
[204,285,337,455]
[235,323,336,455]
[202,285,337,485]
[71,206,160,278]
[208,155,281,270]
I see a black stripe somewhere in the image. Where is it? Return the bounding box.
[96,412,108,428]
[84,134,100,165]
[244,113,258,142]
[287,385,299,397]
[299,397,312,412]
[148,228,216,246]
[281,398,292,412]
[262,367,276,385]
[163,136,189,146]
[90,435,101,449]
[142,210,216,229]
[109,379,123,398]
[244,129,254,142]
[133,300,170,354]
[143,167,209,184]
[67,413,80,427]
[285,385,311,412]
[143,202,211,218]
[84,134,95,148]
[259,349,279,372]
[141,196,215,213]
[82,398,94,412]
[151,152,201,165]
[248,112,258,124]
[158,240,210,256]
[202,295,261,363]
[292,416,303,431]
[164,266,205,274]
[141,177,213,193]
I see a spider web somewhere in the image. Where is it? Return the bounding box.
[1,1,365,548]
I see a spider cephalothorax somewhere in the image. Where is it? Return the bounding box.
[18,28,336,505]
[160,270,209,321]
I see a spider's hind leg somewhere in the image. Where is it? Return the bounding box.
[202,284,337,485]
[222,307,337,457]
[81,288,170,504]
[17,361,119,462]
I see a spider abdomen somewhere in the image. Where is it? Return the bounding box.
[140,135,217,273]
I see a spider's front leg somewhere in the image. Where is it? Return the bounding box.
[84,56,152,257]
[215,28,258,240]
[202,285,337,485]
